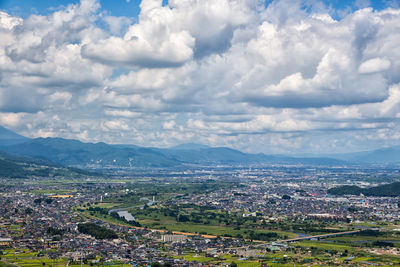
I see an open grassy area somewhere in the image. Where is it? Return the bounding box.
[147,219,297,240]
[294,240,355,252]
[1,249,132,267]
[0,262,14,267]
[289,238,400,266]
[175,253,264,266]
[82,201,298,241]
[1,249,66,266]
[174,250,390,267]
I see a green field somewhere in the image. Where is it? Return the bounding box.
[30,189,77,194]
[82,201,298,241]
[0,249,132,267]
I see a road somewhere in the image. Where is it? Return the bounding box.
[276,230,361,243]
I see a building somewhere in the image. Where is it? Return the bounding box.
[161,235,188,243]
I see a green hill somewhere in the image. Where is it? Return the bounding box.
[327,182,400,197]
[3,137,181,168]
[0,150,97,178]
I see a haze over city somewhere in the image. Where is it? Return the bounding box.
[0,0,400,154]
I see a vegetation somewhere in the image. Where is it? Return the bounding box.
[77,223,118,239]
[358,229,384,236]
[328,185,362,195]
[372,240,395,247]
[0,159,29,178]
[0,150,97,179]
[47,227,65,236]
[328,182,400,196]
[151,263,172,267]
[34,198,54,204]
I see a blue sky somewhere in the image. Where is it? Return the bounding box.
[0,0,399,154]
[0,0,395,18]
[0,0,170,18]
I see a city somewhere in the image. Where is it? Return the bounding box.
[1,165,399,266]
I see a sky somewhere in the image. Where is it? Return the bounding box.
[0,0,399,154]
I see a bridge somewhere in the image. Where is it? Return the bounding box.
[276,230,361,243]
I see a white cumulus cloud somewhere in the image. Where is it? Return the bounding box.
[1,0,400,153]
[359,57,391,73]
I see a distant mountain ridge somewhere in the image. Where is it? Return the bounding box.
[0,125,30,146]
[2,137,180,168]
[1,125,400,168]
[323,145,400,164]
[0,136,344,168]
[170,143,210,150]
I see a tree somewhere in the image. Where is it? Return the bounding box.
[47,227,65,236]
[372,241,394,247]
[177,214,190,222]
[25,208,33,214]
[77,223,118,239]
[342,249,348,256]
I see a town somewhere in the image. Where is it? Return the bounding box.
[0,165,399,266]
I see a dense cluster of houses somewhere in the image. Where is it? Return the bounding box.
[170,180,400,222]
[0,189,252,266]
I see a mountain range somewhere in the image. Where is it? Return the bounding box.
[0,125,400,171]
[0,125,29,146]
[327,146,400,164]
